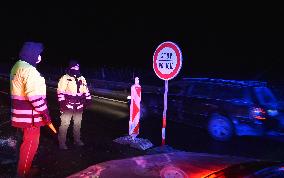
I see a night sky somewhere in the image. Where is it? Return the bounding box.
[1,4,284,82]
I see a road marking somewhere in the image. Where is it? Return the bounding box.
[92,95,127,104]
[0,91,8,95]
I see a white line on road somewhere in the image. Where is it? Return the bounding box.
[92,95,127,104]
[0,91,8,95]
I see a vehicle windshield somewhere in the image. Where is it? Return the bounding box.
[254,87,278,107]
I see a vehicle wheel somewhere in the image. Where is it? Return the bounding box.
[208,114,234,141]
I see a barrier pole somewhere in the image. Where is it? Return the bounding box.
[162,80,168,146]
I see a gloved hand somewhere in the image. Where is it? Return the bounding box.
[59,100,67,112]
[42,113,52,125]
[85,99,92,109]
[80,97,92,109]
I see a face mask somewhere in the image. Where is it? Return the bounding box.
[68,69,81,76]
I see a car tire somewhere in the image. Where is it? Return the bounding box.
[208,114,234,141]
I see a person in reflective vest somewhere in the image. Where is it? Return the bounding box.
[129,77,141,139]
[10,41,52,177]
[57,59,91,149]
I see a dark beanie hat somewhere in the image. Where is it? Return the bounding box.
[66,59,81,76]
[19,41,44,66]
[68,59,79,68]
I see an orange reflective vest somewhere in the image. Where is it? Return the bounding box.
[10,60,51,128]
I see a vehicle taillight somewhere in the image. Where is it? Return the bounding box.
[252,107,266,120]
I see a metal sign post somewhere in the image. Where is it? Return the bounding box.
[162,80,168,145]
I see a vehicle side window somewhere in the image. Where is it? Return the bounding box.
[188,83,251,103]
[188,83,211,97]
[242,87,253,104]
[254,87,277,105]
[169,83,185,95]
[210,85,245,100]
[210,85,226,99]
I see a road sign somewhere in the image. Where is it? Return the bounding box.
[153,41,182,80]
[153,41,183,146]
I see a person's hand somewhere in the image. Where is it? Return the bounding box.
[59,101,66,112]
[42,113,52,125]
[84,99,92,109]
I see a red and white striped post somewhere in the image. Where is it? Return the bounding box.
[129,77,141,139]
[162,80,168,145]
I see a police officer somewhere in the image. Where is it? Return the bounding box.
[10,41,52,177]
[57,60,91,149]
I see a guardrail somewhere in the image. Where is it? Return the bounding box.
[3,72,284,104]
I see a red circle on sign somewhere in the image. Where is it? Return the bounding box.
[153,41,182,80]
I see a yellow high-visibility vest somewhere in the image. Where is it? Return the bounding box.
[57,74,91,111]
[10,60,50,128]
